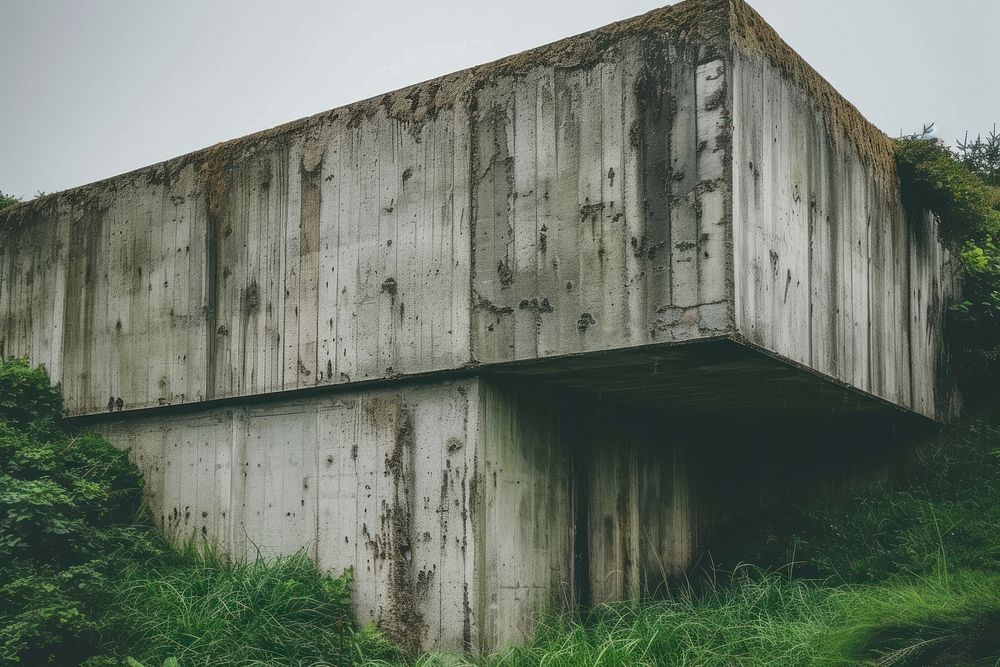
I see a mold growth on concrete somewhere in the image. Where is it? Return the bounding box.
[2,0,733,228]
[373,397,427,651]
[729,1,897,182]
[0,0,896,240]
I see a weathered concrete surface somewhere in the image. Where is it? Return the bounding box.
[731,49,960,422]
[0,0,964,653]
[88,362,922,651]
[0,2,733,418]
[1,0,958,422]
[93,380,480,651]
[90,378,573,652]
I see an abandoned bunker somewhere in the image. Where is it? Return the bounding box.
[0,0,959,653]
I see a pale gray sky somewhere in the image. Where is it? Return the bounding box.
[1,0,997,199]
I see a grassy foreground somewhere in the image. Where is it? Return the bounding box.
[112,421,1000,667]
[103,555,1000,667]
[106,562,1000,666]
[95,548,395,667]
[2,358,999,665]
[395,571,999,666]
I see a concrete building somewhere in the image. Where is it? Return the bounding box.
[0,0,959,652]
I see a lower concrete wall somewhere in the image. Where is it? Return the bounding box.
[92,377,580,652]
[90,371,918,652]
[475,381,574,648]
[94,380,481,651]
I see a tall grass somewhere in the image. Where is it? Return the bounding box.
[372,571,999,667]
[367,419,1000,667]
[713,419,1000,583]
[98,546,396,667]
[90,420,999,666]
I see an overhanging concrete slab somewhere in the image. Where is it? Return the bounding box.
[484,338,937,423]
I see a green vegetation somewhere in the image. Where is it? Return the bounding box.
[100,549,394,667]
[896,131,1000,408]
[0,359,152,664]
[0,359,392,666]
[957,126,1000,188]
[0,191,18,211]
[717,420,1000,583]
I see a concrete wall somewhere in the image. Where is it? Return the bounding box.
[94,380,481,650]
[91,378,581,652]
[730,48,960,423]
[86,376,716,652]
[470,49,731,363]
[89,373,913,652]
[0,0,964,652]
[0,31,733,419]
[583,412,693,603]
[475,381,574,648]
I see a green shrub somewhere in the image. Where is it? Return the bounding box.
[0,357,393,666]
[0,360,154,665]
[895,138,1000,408]
[0,191,18,212]
[0,359,63,427]
[896,138,1000,246]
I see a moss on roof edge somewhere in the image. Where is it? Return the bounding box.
[730,0,898,184]
[2,0,898,228]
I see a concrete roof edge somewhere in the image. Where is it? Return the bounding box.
[728,0,899,183]
[1,0,735,226]
[5,0,901,222]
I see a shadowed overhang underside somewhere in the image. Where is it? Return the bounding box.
[483,338,935,425]
[69,338,936,430]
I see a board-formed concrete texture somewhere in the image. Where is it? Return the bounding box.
[0,0,960,652]
[90,379,577,650]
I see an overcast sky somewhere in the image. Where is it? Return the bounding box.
[1,0,997,199]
